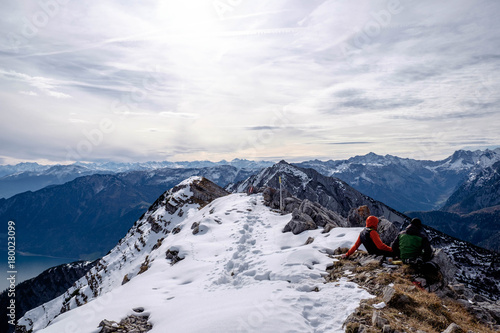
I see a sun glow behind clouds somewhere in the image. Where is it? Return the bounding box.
[1,0,500,163]
[155,1,223,44]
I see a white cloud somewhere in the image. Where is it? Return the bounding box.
[0,0,499,163]
[19,90,38,96]
[0,68,71,98]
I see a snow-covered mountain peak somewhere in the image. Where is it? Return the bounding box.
[436,148,500,172]
[18,179,371,332]
[230,160,311,194]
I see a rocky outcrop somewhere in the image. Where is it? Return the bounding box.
[258,186,348,234]
[230,161,407,223]
[98,314,152,333]
[260,185,398,242]
[284,207,317,234]
[326,251,500,332]
[348,205,399,245]
[261,187,301,213]
[348,205,372,228]
[283,199,347,234]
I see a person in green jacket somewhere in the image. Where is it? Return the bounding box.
[391,218,433,263]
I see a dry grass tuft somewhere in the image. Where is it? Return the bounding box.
[345,269,497,333]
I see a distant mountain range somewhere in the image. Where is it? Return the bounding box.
[2,149,500,262]
[296,148,500,212]
[0,159,273,199]
[3,150,499,211]
[441,160,500,213]
[409,160,500,252]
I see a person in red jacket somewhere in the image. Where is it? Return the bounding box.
[343,215,393,258]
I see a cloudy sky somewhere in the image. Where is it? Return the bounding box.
[1,0,499,164]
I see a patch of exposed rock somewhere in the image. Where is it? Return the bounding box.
[325,250,500,332]
[261,187,398,242]
[98,314,152,333]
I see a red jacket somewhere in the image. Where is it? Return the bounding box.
[346,216,392,257]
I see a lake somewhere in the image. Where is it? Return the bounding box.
[1,252,82,292]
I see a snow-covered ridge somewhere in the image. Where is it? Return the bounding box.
[18,178,370,333]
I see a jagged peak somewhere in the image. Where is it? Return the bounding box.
[150,176,229,215]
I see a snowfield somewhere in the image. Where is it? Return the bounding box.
[22,181,371,333]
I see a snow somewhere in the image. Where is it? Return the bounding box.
[26,192,371,333]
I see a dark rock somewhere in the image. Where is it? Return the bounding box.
[449,283,466,295]
[478,301,500,323]
[283,208,317,234]
[283,199,347,234]
[151,238,164,251]
[382,285,411,307]
[98,315,152,333]
[377,218,399,245]
[262,186,301,213]
[166,249,184,265]
[150,221,163,233]
[323,223,336,233]
[431,249,457,285]
[305,237,314,245]
[348,205,372,228]
[333,247,350,255]
[191,222,200,235]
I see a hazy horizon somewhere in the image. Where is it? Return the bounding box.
[2,146,500,167]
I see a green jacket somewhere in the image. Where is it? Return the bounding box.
[392,224,432,261]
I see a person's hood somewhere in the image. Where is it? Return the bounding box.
[365,215,379,229]
[406,223,423,236]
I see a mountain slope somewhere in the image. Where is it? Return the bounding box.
[0,164,101,199]
[18,177,371,333]
[232,161,500,298]
[0,260,96,333]
[408,208,500,253]
[0,165,257,260]
[296,149,500,212]
[17,173,500,332]
[441,161,500,214]
[409,161,500,252]
[228,160,406,224]
[0,174,155,259]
